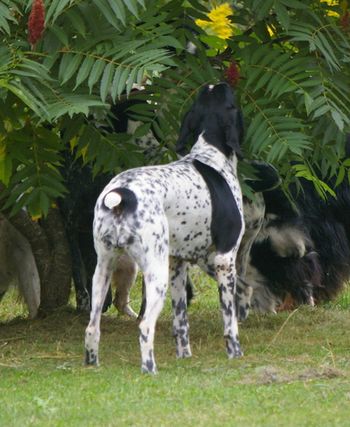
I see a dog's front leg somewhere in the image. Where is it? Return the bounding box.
[170,258,191,358]
[215,253,243,359]
[85,249,115,366]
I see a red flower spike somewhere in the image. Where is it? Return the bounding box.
[28,0,45,47]
[340,10,350,32]
[224,61,240,87]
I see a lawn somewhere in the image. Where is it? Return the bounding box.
[1,272,350,427]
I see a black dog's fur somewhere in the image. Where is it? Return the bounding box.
[247,136,350,311]
[58,99,145,311]
[59,97,195,313]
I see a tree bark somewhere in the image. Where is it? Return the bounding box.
[0,184,72,315]
[39,207,72,312]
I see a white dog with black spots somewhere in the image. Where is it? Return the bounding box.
[85,82,245,373]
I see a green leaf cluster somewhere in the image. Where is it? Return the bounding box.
[233,0,350,195]
[0,0,349,215]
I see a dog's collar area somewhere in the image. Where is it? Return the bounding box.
[188,135,238,179]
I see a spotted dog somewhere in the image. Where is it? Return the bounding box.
[59,96,161,314]
[110,161,281,324]
[85,82,245,373]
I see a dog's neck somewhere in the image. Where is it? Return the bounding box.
[186,134,242,213]
[188,134,238,176]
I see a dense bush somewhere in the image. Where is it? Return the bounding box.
[0,0,349,217]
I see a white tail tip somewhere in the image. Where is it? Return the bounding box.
[104,192,122,209]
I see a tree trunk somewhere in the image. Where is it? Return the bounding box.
[39,208,72,312]
[0,184,72,315]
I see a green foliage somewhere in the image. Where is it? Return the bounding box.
[0,1,19,34]
[233,1,350,194]
[0,0,350,215]
[0,94,66,217]
[127,51,221,150]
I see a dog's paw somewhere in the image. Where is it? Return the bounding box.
[225,337,243,359]
[85,349,99,366]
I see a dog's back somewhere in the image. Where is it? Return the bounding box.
[94,159,214,262]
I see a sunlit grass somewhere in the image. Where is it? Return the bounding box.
[0,274,350,426]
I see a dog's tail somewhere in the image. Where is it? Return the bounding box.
[103,188,138,213]
[104,191,122,209]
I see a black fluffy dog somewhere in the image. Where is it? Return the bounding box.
[246,136,350,313]
[59,98,194,313]
[58,99,148,312]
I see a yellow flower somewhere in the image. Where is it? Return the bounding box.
[195,3,234,40]
[320,0,341,17]
[267,25,275,37]
[321,0,338,5]
[30,214,42,221]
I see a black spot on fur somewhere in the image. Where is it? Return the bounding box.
[137,278,146,321]
[85,349,97,365]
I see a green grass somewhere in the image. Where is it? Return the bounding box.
[1,274,350,427]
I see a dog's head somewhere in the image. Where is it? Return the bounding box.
[176,82,244,158]
[245,161,281,193]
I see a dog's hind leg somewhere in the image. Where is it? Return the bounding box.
[85,248,115,366]
[70,238,90,312]
[215,252,243,358]
[112,252,138,318]
[170,258,191,358]
[138,261,168,374]
[136,240,169,374]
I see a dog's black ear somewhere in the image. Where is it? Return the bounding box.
[176,110,195,156]
[175,108,200,156]
[225,109,244,158]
